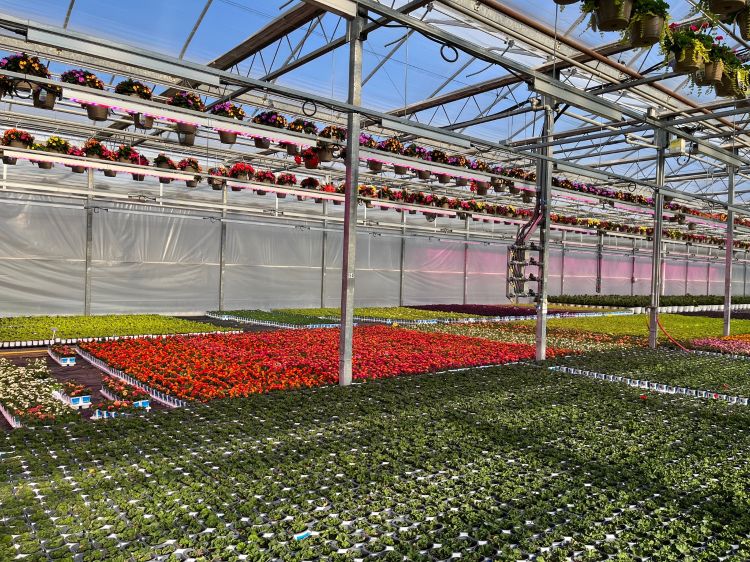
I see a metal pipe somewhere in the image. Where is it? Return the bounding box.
[725,165,735,336]
[84,168,93,316]
[649,126,667,348]
[338,15,364,387]
[535,97,554,361]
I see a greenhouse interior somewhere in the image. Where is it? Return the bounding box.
[4,0,750,559]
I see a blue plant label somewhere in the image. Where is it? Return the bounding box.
[61,357,76,366]
[294,531,312,541]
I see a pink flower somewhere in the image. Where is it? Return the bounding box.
[690,24,698,31]
[716,36,724,41]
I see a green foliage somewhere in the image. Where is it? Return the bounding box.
[276,306,476,320]
[632,0,669,17]
[4,365,750,559]
[550,294,750,307]
[214,310,338,326]
[0,314,230,341]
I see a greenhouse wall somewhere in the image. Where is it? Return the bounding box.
[0,194,747,316]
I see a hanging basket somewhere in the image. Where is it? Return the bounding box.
[276,192,287,199]
[185,180,198,188]
[131,173,145,181]
[416,169,431,180]
[133,113,154,129]
[628,15,664,48]
[594,0,633,32]
[367,160,383,172]
[715,72,744,98]
[304,159,318,170]
[688,222,696,231]
[2,156,17,165]
[494,184,507,193]
[218,130,237,145]
[103,169,116,177]
[37,161,53,170]
[437,173,451,184]
[208,178,226,190]
[475,181,490,195]
[70,166,86,174]
[13,80,33,92]
[231,186,242,192]
[674,45,704,74]
[176,123,197,146]
[455,177,468,187]
[702,60,724,85]
[317,147,334,162]
[286,143,300,156]
[393,164,408,175]
[709,0,745,15]
[84,104,108,121]
[254,137,271,149]
[738,8,750,41]
[522,194,533,204]
[32,87,56,110]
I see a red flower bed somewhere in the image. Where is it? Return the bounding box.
[79,326,558,401]
[407,304,576,317]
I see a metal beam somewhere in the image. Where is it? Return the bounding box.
[535,97,553,361]
[725,165,736,336]
[649,126,668,349]
[339,14,364,387]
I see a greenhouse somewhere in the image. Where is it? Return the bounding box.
[2,0,750,559]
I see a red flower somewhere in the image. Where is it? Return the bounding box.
[640,394,647,400]
[690,25,698,31]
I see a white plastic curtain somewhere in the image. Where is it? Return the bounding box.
[0,193,746,316]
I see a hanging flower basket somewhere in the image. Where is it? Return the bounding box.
[688,222,696,231]
[285,143,300,156]
[304,160,318,169]
[594,0,633,32]
[509,185,521,195]
[475,181,490,195]
[314,197,323,204]
[416,169,431,180]
[709,0,746,15]
[254,137,271,149]
[276,192,287,199]
[738,8,750,41]
[455,177,468,186]
[297,194,305,201]
[437,173,451,184]
[208,178,226,190]
[231,186,243,192]
[132,173,145,181]
[628,15,664,48]
[703,60,724,84]
[127,111,152,129]
[522,194,533,204]
[70,166,86,174]
[393,165,408,175]
[218,130,237,145]
[333,199,342,206]
[494,183,507,193]
[37,160,53,170]
[84,104,108,121]
[103,169,116,177]
[32,87,57,110]
[317,147,334,162]
[185,178,198,188]
[2,154,17,165]
[367,160,383,172]
[674,44,705,74]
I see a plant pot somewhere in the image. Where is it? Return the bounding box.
[304,159,318,169]
[231,186,242,192]
[13,80,32,92]
[297,195,305,201]
[254,137,271,149]
[702,60,724,84]
[629,15,664,48]
[317,147,334,162]
[84,104,108,121]
[688,222,696,231]
[522,195,533,204]
[364,200,373,208]
[185,180,197,188]
[133,113,154,129]
[437,173,451,184]
[256,189,267,196]
[475,181,489,195]
[368,160,383,172]
[209,178,226,190]
[494,184,507,193]
[409,209,417,214]
[739,8,750,41]
[8,140,27,149]
[103,169,116,177]
[71,166,85,174]
[2,156,16,165]
[455,177,468,186]
[594,0,633,31]
[333,200,342,206]
[509,185,521,194]
[158,177,172,184]
[393,165,408,175]
[131,173,145,181]
[37,161,53,169]
[32,88,56,110]
[218,130,237,145]
[715,72,745,98]
[314,197,323,204]
[709,0,745,15]
[417,169,431,180]
[276,192,287,199]
[674,45,704,74]
[286,143,300,155]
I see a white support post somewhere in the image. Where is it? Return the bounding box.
[338,13,364,387]
[84,168,94,316]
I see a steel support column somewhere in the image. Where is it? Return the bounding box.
[535,99,553,361]
[631,238,637,297]
[321,201,328,308]
[218,187,227,311]
[83,168,93,316]
[559,231,566,295]
[338,14,364,387]
[724,165,736,336]
[649,127,668,349]
[398,212,406,307]
[595,231,604,294]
